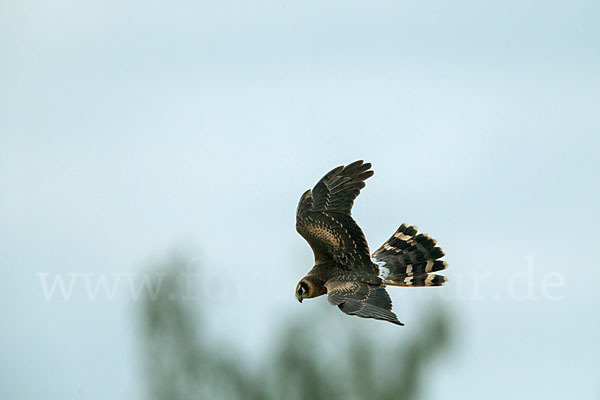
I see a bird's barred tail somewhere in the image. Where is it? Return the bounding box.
[372,224,447,287]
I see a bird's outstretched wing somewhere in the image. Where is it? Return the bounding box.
[296,160,374,266]
[325,280,403,326]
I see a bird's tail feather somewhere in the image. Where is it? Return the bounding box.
[372,224,447,287]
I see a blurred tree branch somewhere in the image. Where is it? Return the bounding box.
[138,255,452,400]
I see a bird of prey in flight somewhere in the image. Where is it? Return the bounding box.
[295,160,447,326]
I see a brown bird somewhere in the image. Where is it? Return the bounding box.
[295,160,447,325]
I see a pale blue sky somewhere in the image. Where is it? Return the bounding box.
[1,1,599,399]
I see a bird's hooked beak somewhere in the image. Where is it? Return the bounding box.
[296,292,303,303]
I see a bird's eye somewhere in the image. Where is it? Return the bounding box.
[298,283,307,296]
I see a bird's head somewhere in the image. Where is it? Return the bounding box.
[295,280,308,303]
[295,276,326,303]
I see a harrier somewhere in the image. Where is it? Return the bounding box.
[295,160,447,325]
